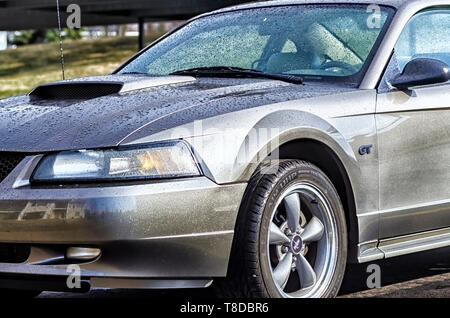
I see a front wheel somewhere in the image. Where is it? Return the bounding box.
[219,160,347,298]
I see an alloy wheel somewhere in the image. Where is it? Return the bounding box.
[266,183,338,298]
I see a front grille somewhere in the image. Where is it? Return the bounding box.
[0,153,26,183]
[0,244,31,263]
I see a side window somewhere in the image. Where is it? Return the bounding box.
[395,9,450,71]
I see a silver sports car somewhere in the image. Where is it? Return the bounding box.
[0,0,449,298]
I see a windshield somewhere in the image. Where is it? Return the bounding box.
[118,5,393,83]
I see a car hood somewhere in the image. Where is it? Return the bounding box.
[0,74,356,153]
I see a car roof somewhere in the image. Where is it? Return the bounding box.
[209,0,436,14]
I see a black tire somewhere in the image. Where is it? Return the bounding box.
[216,160,347,298]
[0,289,41,298]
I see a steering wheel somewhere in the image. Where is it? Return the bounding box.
[320,60,356,74]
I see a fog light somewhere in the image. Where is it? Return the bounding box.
[66,247,101,261]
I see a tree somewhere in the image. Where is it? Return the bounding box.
[12,28,84,46]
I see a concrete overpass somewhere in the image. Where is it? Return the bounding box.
[0,0,256,48]
[0,1,256,30]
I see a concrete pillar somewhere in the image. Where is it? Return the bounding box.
[138,18,145,50]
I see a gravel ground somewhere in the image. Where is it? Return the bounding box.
[38,247,450,298]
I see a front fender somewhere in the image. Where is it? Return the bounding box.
[184,105,378,243]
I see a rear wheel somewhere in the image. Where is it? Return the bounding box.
[218,160,347,298]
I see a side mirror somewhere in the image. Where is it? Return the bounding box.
[391,58,450,89]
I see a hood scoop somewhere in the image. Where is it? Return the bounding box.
[29,81,123,100]
[28,75,196,101]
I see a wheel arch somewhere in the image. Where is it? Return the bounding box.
[230,110,361,262]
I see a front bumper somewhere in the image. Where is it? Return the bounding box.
[0,156,247,289]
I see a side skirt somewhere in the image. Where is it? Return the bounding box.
[358,227,450,263]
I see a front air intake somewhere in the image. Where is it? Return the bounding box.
[0,244,31,263]
[0,152,26,184]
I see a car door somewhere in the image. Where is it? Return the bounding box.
[376,8,450,239]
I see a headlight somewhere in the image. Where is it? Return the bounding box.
[31,141,201,183]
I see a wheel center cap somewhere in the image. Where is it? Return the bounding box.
[291,235,303,254]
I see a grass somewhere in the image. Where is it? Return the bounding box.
[0,35,160,98]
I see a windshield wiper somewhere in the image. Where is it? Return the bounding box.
[120,72,148,75]
[171,66,303,85]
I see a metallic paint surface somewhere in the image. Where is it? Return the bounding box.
[377,85,450,238]
[0,77,352,152]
